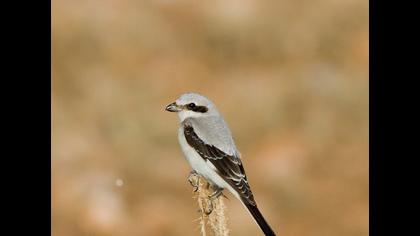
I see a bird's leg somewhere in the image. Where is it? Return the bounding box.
[187,170,200,192]
[203,186,224,215]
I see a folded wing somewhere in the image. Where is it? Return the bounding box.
[183,124,256,206]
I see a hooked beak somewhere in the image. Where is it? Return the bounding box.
[165,102,182,112]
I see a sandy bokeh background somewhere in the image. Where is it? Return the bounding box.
[52,0,368,235]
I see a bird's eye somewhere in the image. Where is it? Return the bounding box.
[187,103,196,109]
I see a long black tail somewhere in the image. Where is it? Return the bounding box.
[244,201,276,236]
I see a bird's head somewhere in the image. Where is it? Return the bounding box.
[165,92,219,121]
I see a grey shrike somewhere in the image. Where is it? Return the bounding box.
[165,92,276,236]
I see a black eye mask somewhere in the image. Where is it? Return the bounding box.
[186,103,208,113]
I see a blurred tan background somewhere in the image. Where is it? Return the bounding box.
[52,0,368,235]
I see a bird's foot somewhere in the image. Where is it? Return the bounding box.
[203,199,213,215]
[187,170,200,192]
[203,186,224,215]
[208,186,223,199]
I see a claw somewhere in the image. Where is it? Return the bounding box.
[204,198,213,215]
[221,192,229,200]
[187,171,200,192]
[208,186,223,199]
[203,186,224,215]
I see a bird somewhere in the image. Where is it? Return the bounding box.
[165,92,276,236]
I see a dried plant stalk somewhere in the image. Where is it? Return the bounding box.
[191,175,229,236]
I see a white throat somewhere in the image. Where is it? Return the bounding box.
[177,110,206,122]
